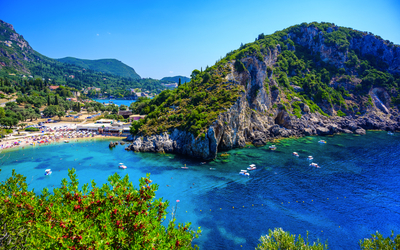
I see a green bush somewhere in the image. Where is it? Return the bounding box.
[256,228,328,250]
[234,60,246,73]
[337,110,346,117]
[24,127,40,131]
[360,231,400,250]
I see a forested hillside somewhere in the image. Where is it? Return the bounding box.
[129,22,400,159]
[0,19,165,96]
[57,57,141,79]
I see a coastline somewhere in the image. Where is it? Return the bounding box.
[0,135,124,154]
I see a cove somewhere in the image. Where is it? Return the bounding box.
[0,132,399,249]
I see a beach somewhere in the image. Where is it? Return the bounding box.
[0,122,124,153]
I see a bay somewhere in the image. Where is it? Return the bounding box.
[91,99,136,107]
[0,132,399,249]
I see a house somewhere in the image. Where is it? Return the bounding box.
[49,85,59,91]
[118,110,133,119]
[129,114,146,122]
[66,97,78,102]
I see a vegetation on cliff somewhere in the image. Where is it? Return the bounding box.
[130,22,400,138]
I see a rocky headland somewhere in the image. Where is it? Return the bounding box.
[127,22,400,160]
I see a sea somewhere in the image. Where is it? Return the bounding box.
[91,99,136,107]
[0,131,399,249]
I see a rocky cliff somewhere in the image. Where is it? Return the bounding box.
[128,22,400,160]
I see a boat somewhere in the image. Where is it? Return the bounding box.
[310,163,320,168]
[44,169,52,176]
[292,152,299,157]
[118,163,127,169]
[247,164,256,171]
[209,168,216,170]
[181,166,189,169]
[308,156,313,160]
[388,131,394,135]
[318,140,326,144]
[269,145,277,150]
[239,170,250,176]
[64,140,69,143]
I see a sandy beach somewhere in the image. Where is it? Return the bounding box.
[0,122,125,153]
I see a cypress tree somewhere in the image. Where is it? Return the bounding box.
[55,95,59,106]
[178,78,181,87]
[47,95,51,106]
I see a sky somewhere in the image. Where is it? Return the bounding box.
[1,0,399,79]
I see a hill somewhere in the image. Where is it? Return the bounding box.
[57,57,141,79]
[128,22,400,160]
[0,19,164,96]
[161,76,190,83]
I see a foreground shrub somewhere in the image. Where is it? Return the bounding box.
[360,231,400,250]
[0,169,200,249]
[256,228,328,250]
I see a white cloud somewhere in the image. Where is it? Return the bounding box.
[169,71,173,74]
[96,34,99,36]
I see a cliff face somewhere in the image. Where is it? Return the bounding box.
[0,20,36,73]
[128,23,400,160]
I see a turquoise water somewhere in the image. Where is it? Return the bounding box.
[1,132,399,249]
[92,99,136,106]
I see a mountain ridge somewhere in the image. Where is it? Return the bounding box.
[57,57,141,79]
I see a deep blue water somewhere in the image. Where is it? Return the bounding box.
[92,99,136,106]
[0,132,399,249]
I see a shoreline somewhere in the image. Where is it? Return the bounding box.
[0,135,125,154]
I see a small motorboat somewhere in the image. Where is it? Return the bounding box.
[310,163,320,168]
[181,164,188,169]
[239,170,250,176]
[119,163,127,169]
[318,140,326,144]
[308,156,313,161]
[44,169,52,176]
[247,164,256,171]
[388,131,394,135]
[292,152,299,157]
[209,168,216,170]
[269,145,277,150]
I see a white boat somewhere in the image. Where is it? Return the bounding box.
[44,169,52,176]
[310,163,320,168]
[119,163,127,169]
[292,152,299,157]
[269,145,277,150]
[247,164,256,171]
[239,170,250,176]
[318,140,326,144]
[388,131,394,135]
[308,156,313,160]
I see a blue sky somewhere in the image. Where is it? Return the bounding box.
[1,0,399,79]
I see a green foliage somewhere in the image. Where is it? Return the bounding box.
[0,169,200,249]
[57,57,141,79]
[337,110,346,117]
[256,228,328,250]
[234,60,246,73]
[360,231,400,250]
[291,101,302,118]
[24,127,40,131]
